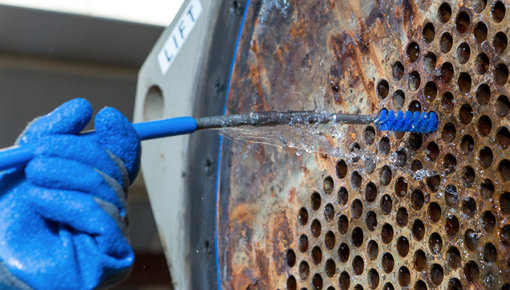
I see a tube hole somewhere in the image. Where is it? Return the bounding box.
[325,259,336,277]
[352,227,364,247]
[366,211,377,231]
[411,189,425,210]
[424,52,437,73]
[338,243,350,262]
[462,198,477,217]
[447,246,461,268]
[440,32,453,52]
[424,81,438,102]
[311,192,321,210]
[456,42,471,64]
[395,177,408,198]
[499,159,510,181]
[406,42,420,62]
[381,194,392,215]
[323,176,334,194]
[378,137,390,156]
[426,142,439,161]
[311,246,322,264]
[428,202,441,223]
[339,272,350,290]
[431,264,444,285]
[397,236,410,256]
[426,174,441,192]
[336,160,347,179]
[483,243,497,262]
[287,276,296,290]
[368,269,379,289]
[352,256,364,275]
[408,71,421,92]
[396,207,409,227]
[351,171,362,190]
[493,32,508,54]
[441,92,454,111]
[364,126,375,145]
[312,274,323,290]
[382,252,394,273]
[440,62,454,83]
[311,220,321,238]
[476,53,490,75]
[442,122,456,143]
[381,223,394,244]
[287,249,296,267]
[415,280,427,290]
[299,234,308,252]
[367,240,379,260]
[398,266,410,287]
[478,147,493,168]
[462,166,475,187]
[325,231,335,250]
[443,153,457,174]
[392,61,404,80]
[445,215,459,236]
[473,21,488,43]
[377,79,390,99]
[496,127,510,149]
[338,215,349,234]
[459,104,474,124]
[445,184,458,206]
[338,187,349,206]
[423,22,435,43]
[392,90,405,110]
[473,0,487,12]
[458,72,472,93]
[324,203,335,222]
[496,95,510,117]
[412,219,425,240]
[365,182,377,202]
[408,100,421,113]
[351,199,362,219]
[455,11,470,34]
[438,3,452,23]
[464,261,480,283]
[491,1,505,23]
[482,210,496,232]
[477,116,492,136]
[429,233,443,254]
[298,207,308,225]
[494,63,509,85]
[414,249,427,270]
[475,84,491,105]
[380,165,392,186]
[481,179,495,199]
[461,134,474,154]
[299,261,310,280]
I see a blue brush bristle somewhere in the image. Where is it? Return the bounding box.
[376,109,438,133]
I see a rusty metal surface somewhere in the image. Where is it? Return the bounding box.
[218,0,510,289]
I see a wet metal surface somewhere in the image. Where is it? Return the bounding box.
[218,0,509,289]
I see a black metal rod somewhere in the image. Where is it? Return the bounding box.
[195,111,375,130]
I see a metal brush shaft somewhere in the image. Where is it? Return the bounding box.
[196,111,375,129]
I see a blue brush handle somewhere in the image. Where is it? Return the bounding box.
[0,116,197,172]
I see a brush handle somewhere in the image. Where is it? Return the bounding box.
[0,117,197,172]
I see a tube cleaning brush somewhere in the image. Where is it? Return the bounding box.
[0,109,438,171]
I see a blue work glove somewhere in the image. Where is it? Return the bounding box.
[0,98,141,289]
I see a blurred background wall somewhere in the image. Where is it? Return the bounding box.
[0,2,184,289]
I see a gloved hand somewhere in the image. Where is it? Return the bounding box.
[0,98,141,289]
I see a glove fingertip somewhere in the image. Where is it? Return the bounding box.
[19,98,93,144]
[95,107,141,182]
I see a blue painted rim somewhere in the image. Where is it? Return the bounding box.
[214,1,252,289]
